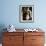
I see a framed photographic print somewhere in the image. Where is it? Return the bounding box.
[19,5,34,23]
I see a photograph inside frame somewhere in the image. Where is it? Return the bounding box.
[22,7,32,20]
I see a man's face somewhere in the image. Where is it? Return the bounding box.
[24,8,27,12]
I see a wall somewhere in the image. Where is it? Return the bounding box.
[0,0,46,43]
[0,0,46,29]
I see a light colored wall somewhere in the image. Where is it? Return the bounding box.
[0,0,46,29]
